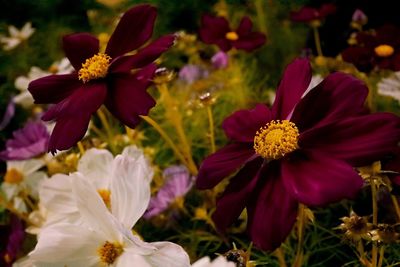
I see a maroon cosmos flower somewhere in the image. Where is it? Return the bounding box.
[28,4,176,153]
[0,215,25,267]
[196,58,400,251]
[199,15,266,52]
[290,3,336,23]
[342,25,400,72]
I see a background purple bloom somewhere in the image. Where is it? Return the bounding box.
[0,98,15,131]
[211,51,229,69]
[144,165,194,219]
[179,64,209,84]
[0,121,49,160]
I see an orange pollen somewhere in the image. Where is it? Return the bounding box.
[4,168,24,184]
[97,189,111,208]
[97,241,123,264]
[78,53,111,83]
[374,44,394,57]
[225,31,239,41]
[253,120,299,160]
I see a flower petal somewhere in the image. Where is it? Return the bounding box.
[42,83,107,153]
[247,162,298,251]
[300,113,400,166]
[110,154,152,229]
[110,34,176,73]
[29,223,102,266]
[77,148,114,189]
[0,98,15,131]
[199,14,230,45]
[212,157,263,231]
[232,32,266,52]
[271,58,312,120]
[71,174,121,241]
[116,251,152,267]
[222,104,271,143]
[28,73,81,104]
[144,242,191,267]
[106,4,157,58]
[236,16,253,35]
[106,65,156,129]
[62,33,99,70]
[196,143,256,190]
[282,150,363,206]
[291,72,368,131]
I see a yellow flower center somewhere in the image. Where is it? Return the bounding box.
[97,189,111,209]
[78,53,111,83]
[4,168,24,184]
[374,44,394,57]
[97,241,123,264]
[253,120,299,160]
[225,31,239,41]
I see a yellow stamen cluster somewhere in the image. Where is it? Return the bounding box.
[78,53,111,83]
[98,241,123,264]
[253,120,299,160]
[225,31,239,41]
[4,168,24,184]
[97,189,111,209]
[374,44,394,57]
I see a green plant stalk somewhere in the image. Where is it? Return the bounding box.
[97,108,117,154]
[293,204,305,267]
[206,105,216,153]
[157,83,198,175]
[312,26,323,57]
[371,180,378,267]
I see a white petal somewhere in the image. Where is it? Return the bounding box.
[191,256,235,267]
[191,257,211,267]
[72,174,121,241]
[39,173,79,222]
[30,223,102,267]
[116,249,152,267]
[25,171,47,198]
[8,25,19,37]
[20,22,35,39]
[110,155,151,229]
[77,148,114,189]
[14,76,30,91]
[7,159,44,176]
[1,182,19,200]
[13,196,27,213]
[122,146,153,182]
[145,241,191,267]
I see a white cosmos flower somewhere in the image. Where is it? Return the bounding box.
[192,256,235,267]
[30,171,190,266]
[0,22,35,50]
[1,159,47,213]
[38,146,153,229]
[377,71,400,103]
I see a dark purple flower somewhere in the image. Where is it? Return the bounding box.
[0,98,15,131]
[0,121,49,161]
[196,58,400,251]
[352,9,368,25]
[290,3,336,23]
[199,15,266,52]
[144,165,194,219]
[28,4,176,153]
[211,51,229,69]
[342,25,400,72]
[179,65,209,84]
[0,216,25,267]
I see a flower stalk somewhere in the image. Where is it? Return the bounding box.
[370,180,378,267]
[293,203,306,267]
[206,105,216,153]
[312,26,323,57]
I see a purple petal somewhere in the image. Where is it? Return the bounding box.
[211,51,229,69]
[28,73,81,104]
[0,98,15,131]
[62,33,99,70]
[236,16,253,36]
[106,4,157,58]
[196,143,256,189]
[300,113,400,166]
[0,121,49,160]
[247,162,298,251]
[291,72,368,132]
[106,64,156,129]
[290,7,319,22]
[282,150,363,206]
[42,83,107,153]
[199,14,231,51]
[232,32,266,52]
[222,104,271,143]
[271,58,312,120]
[110,34,176,73]
[212,157,263,231]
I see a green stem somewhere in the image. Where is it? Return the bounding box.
[206,106,216,153]
[293,204,305,267]
[371,180,378,267]
[97,108,117,154]
[312,26,323,57]
[275,247,287,267]
[377,246,384,267]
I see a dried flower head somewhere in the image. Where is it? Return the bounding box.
[338,212,372,242]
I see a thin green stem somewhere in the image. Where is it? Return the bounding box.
[377,246,384,267]
[97,108,117,154]
[275,247,287,267]
[312,26,323,57]
[371,180,378,267]
[206,106,216,153]
[293,204,306,267]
